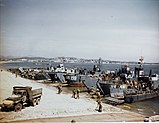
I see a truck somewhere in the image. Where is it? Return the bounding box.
[1,86,42,112]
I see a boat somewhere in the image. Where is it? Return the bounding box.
[48,72,65,82]
[64,74,85,86]
[97,80,125,98]
[96,56,159,103]
[124,91,159,103]
[47,64,66,82]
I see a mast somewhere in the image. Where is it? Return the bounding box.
[98,57,102,72]
[135,56,144,78]
[138,56,144,69]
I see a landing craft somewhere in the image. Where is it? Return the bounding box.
[83,56,159,103]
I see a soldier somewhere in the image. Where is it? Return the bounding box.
[57,84,62,94]
[72,89,76,98]
[96,90,101,99]
[76,89,80,99]
[98,102,102,112]
[96,99,102,112]
[96,99,101,109]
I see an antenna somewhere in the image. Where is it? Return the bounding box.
[139,56,144,68]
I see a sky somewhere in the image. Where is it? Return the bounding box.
[0,0,159,62]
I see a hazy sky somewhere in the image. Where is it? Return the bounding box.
[0,0,159,62]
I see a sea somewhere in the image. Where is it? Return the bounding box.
[0,61,159,116]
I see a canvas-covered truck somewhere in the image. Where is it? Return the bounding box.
[1,86,42,112]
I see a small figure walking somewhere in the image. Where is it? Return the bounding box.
[57,84,62,94]
[96,91,101,99]
[72,89,76,98]
[98,102,102,112]
[96,99,102,112]
[15,73,18,78]
[76,89,80,99]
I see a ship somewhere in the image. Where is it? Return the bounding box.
[84,57,159,103]
[48,64,67,83]
[48,63,86,86]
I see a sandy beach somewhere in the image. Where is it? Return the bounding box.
[0,69,145,122]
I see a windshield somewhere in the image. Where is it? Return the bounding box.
[13,91,23,95]
[10,94,20,98]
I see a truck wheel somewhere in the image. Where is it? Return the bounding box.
[14,103,22,112]
[36,98,40,105]
[22,96,27,103]
[1,107,6,112]
[32,99,37,106]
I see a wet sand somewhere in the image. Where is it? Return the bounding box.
[0,69,145,122]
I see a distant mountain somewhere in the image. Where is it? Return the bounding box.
[0,56,158,64]
[12,57,47,60]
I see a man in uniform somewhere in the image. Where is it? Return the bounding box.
[76,89,80,99]
[57,84,62,94]
[96,91,101,99]
[72,89,76,98]
[98,101,102,112]
[96,99,102,112]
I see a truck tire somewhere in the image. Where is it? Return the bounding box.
[1,107,6,112]
[32,99,37,106]
[22,96,27,103]
[14,103,22,112]
[36,98,41,105]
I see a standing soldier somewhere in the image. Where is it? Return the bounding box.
[96,91,101,99]
[57,84,62,94]
[98,101,102,112]
[72,89,76,99]
[96,99,102,112]
[15,72,18,78]
[76,89,80,99]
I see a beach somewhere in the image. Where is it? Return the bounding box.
[0,69,145,122]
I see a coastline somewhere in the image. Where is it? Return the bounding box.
[0,69,145,122]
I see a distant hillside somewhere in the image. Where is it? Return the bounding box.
[0,56,159,64]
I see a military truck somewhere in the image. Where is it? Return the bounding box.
[1,86,42,112]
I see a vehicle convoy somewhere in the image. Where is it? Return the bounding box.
[1,86,42,112]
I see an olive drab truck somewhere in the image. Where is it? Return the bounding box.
[1,86,42,112]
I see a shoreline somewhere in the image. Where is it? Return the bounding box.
[0,69,145,122]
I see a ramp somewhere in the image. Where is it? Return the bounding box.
[56,73,65,82]
[83,76,99,89]
[103,97,124,105]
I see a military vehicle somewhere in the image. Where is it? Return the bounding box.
[1,86,42,112]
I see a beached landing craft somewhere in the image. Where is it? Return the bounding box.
[47,64,86,86]
[124,57,159,103]
[47,64,66,82]
[64,74,85,87]
[84,57,159,104]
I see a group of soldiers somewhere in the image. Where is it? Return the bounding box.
[56,84,102,112]
[72,89,80,99]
